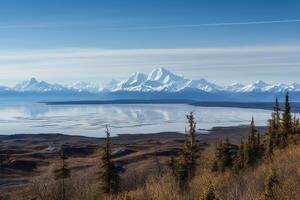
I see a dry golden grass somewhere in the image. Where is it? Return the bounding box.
[112,144,300,200]
[5,144,300,200]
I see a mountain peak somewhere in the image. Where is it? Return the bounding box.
[14,77,67,92]
[147,67,184,83]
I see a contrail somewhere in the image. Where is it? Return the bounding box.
[0,19,299,29]
[141,19,300,29]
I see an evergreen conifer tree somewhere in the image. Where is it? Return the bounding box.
[98,126,119,194]
[53,145,70,200]
[281,93,292,147]
[264,114,277,158]
[245,117,261,166]
[176,112,199,189]
[265,97,283,156]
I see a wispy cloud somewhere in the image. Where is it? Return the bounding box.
[0,45,299,60]
[0,44,299,85]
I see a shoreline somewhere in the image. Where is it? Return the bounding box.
[42,100,300,112]
[0,125,267,144]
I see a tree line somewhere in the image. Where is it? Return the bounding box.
[209,93,300,200]
[50,93,300,200]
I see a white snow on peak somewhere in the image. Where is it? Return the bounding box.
[108,69,300,93]
[235,80,297,93]
[14,78,66,92]
[147,67,185,83]
[109,68,219,92]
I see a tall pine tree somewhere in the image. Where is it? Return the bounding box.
[176,112,199,189]
[264,97,283,157]
[281,93,292,147]
[98,126,119,194]
[245,117,261,166]
[264,113,277,158]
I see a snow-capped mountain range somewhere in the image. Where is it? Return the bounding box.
[1,68,300,101]
[109,68,223,92]
[1,77,102,93]
[101,67,300,93]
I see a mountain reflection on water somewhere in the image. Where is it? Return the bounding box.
[0,103,271,137]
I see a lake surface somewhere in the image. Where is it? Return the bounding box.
[0,103,274,137]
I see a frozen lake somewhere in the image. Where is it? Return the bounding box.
[0,103,272,137]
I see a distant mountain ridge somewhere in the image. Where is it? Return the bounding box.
[1,68,300,101]
[104,68,300,93]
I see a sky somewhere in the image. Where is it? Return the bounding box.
[0,0,299,86]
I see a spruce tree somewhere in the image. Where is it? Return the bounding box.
[265,97,282,155]
[98,126,119,194]
[274,98,281,128]
[176,112,199,189]
[264,114,276,158]
[53,145,70,200]
[255,132,262,157]
[263,168,279,200]
[281,93,292,147]
[245,117,261,166]
[220,138,232,171]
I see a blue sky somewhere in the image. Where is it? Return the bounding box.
[0,0,299,86]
